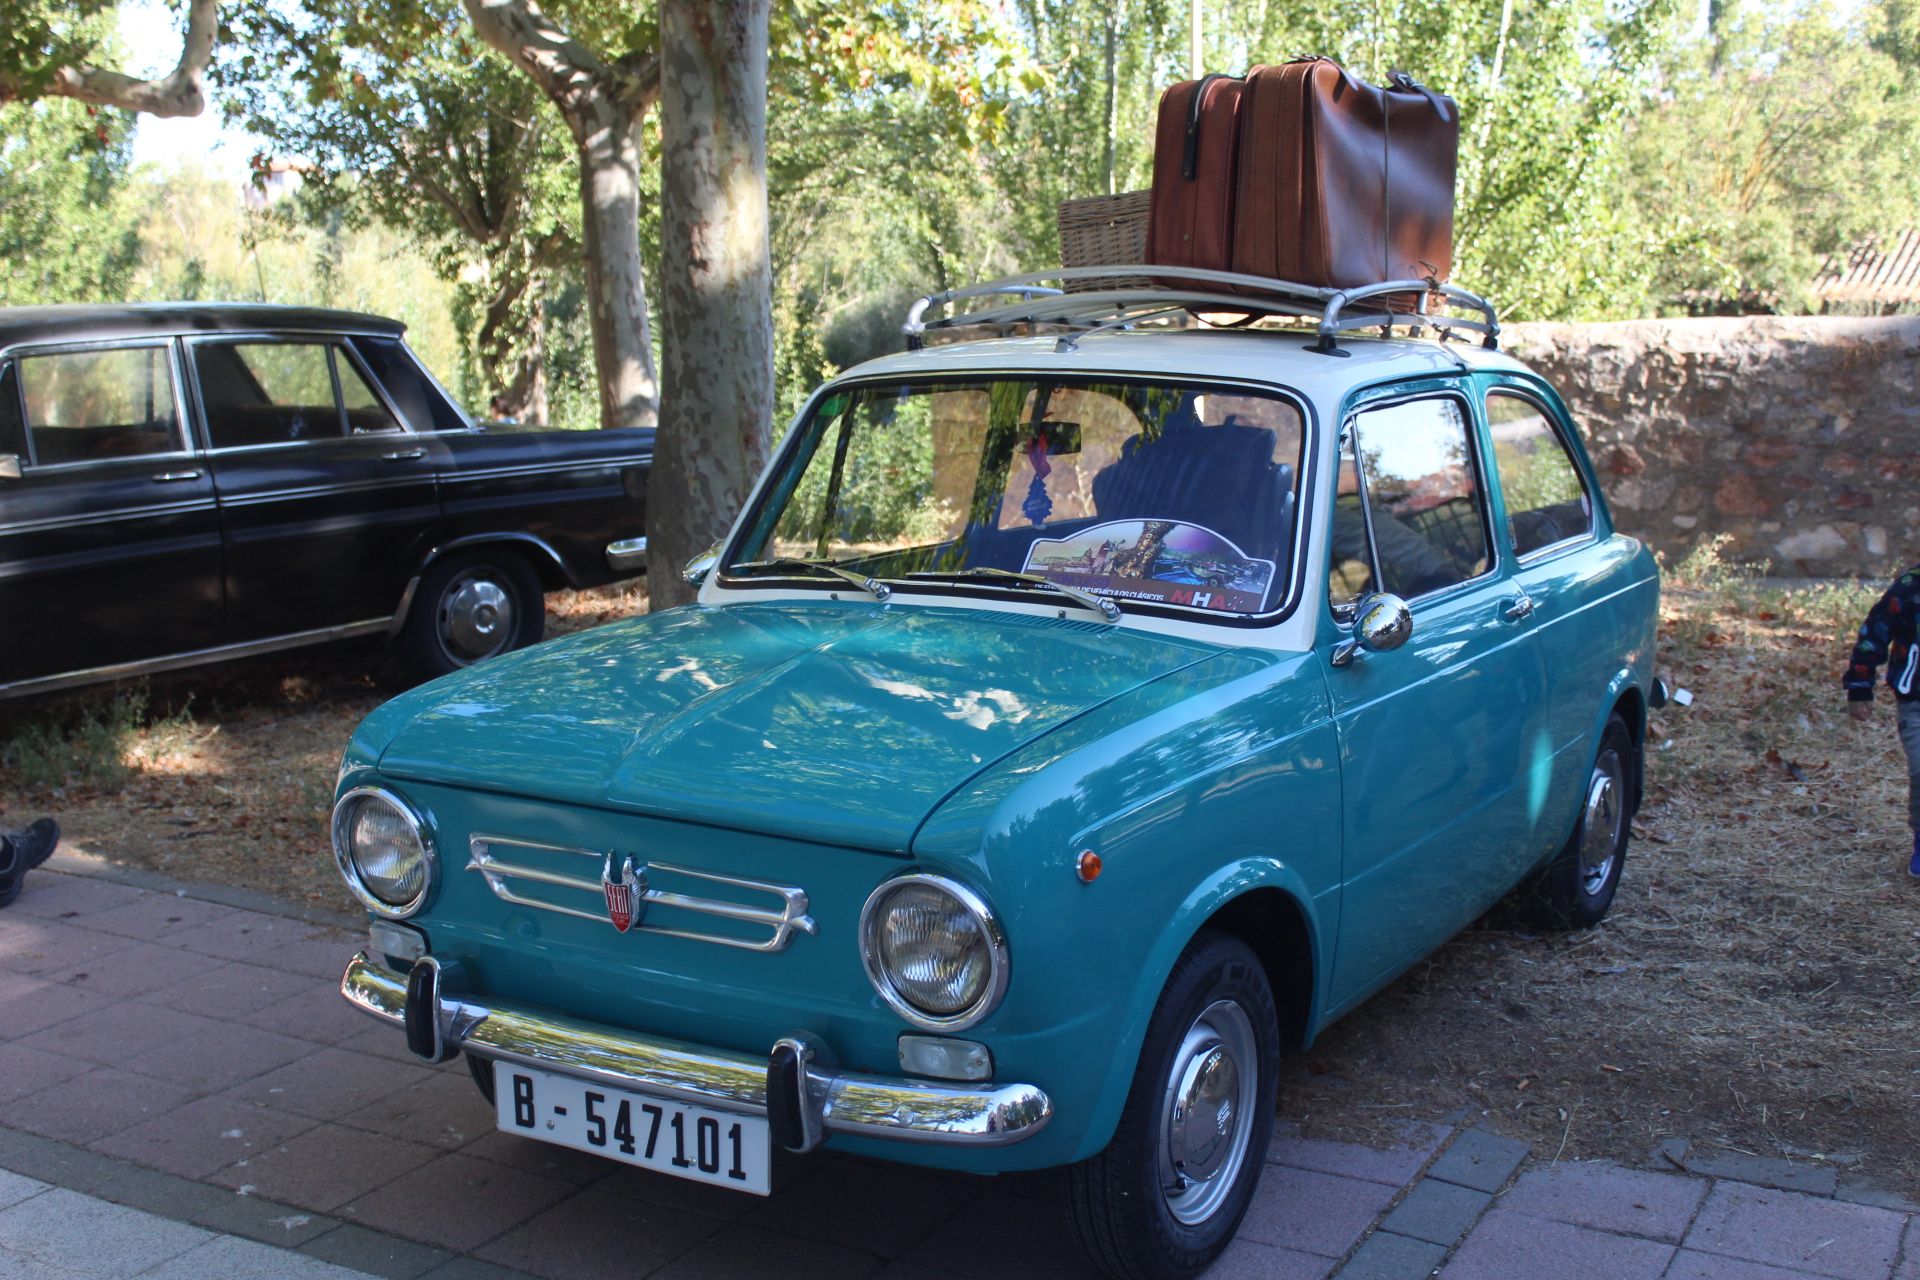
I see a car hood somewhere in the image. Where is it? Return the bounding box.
[371,601,1226,852]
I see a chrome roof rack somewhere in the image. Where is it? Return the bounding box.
[901,265,1499,355]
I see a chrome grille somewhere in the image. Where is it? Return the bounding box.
[466,833,817,953]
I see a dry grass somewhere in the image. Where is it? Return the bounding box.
[3,564,1914,1186]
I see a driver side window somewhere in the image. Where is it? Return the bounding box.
[1328,395,1492,610]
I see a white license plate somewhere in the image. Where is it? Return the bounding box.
[494,1063,771,1194]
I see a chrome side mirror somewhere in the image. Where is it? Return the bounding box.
[682,543,723,588]
[0,455,20,480]
[1331,592,1412,667]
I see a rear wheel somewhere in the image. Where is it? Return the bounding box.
[1519,713,1633,930]
[1068,932,1279,1280]
[401,548,545,680]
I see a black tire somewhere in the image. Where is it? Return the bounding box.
[467,1053,495,1105]
[401,548,545,680]
[1068,931,1280,1280]
[1518,712,1633,931]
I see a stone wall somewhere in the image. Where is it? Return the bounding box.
[1502,316,1920,578]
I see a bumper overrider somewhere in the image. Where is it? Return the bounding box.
[340,953,1052,1152]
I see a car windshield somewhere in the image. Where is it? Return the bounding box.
[729,376,1307,617]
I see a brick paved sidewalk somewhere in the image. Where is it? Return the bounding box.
[2,866,1915,1280]
[0,1168,380,1280]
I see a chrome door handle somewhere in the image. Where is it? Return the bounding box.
[151,470,203,483]
[382,448,426,461]
[1501,594,1535,622]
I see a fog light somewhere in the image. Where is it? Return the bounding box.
[898,1034,992,1081]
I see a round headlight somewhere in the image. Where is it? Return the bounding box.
[860,874,1008,1031]
[332,787,435,918]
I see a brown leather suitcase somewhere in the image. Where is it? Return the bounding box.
[1145,73,1245,276]
[1232,59,1457,290]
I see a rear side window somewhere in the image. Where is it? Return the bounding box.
[351,336,470,433]
[196,341,400,447]
[1487,391,1593,557]
[1329,395,1491,607]
[17,346,180,466]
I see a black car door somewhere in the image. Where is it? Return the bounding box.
[0,340,224,689]
[188,336,442,643]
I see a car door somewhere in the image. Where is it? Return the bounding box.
[1320,384,1550,1009]
[1481,379,1614,840]
[0,340,223,689]
[189,336,441,643]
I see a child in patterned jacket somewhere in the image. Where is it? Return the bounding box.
[1844,564,1920,877]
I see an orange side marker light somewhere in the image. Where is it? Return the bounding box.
[1076,850,1103,883]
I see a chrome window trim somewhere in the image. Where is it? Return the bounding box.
[8,338,196,472]
[333,785,438,919]
[390,335,479,432]
[0,617,391,701]
[716,370,1319,630]
[859,873,1010,1034]
[1484,386,1599,566]
[465,833,817,953]
[1337,387,1502,618]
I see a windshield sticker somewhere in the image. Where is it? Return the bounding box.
[1019,519,1276,614]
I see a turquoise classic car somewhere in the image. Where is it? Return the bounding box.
[333,270,1662,1279]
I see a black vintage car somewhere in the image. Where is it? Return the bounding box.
[0,304,653,698]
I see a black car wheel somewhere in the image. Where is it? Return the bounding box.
[1068,931,1279,1280]
[402,549,545,679]
[1518,712,1634,930]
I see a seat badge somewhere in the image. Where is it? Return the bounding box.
[601,854,647,933]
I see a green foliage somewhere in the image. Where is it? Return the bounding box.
[1625,0,1920,312]
[0,0,117,105]
[0,98,141,304]
[0,686,146,789]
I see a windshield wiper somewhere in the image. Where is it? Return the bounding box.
[906,567,1121,624]
[729,557,892,602]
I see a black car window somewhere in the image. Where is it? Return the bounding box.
[351,336,469,433]
[0,363,24,460]
[196,342,397,446]
[1487,390,1593,557]
[1339,395,1491,603]
[335,351,403,435]
[17,346,180,466]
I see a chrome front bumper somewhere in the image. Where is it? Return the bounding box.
[339,953,1051,1150]
[604,536,649,571]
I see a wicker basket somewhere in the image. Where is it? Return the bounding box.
[1057,191,1152,292]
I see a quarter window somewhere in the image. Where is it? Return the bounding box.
[1330,395,1490,607]
[195,341,401,448]
[16,346,180,466]
[1487,391,1593,557]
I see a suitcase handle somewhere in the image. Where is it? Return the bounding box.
[1182,72,1239,181]
[1388,70,1455,123]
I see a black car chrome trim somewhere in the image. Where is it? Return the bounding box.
[0,498,216,537]
[440,456,654,483]
[342,953,1053,1148]
[467,833,818,953]
[0,617,390,701]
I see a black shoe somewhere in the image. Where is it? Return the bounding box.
[0,818,57,908]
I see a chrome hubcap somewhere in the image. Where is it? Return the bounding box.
[440,573,513,663]
[1160,999,1257,1226]
[1580,748,1625,896]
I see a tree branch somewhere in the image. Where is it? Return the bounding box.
[461,0,657,127]
[36,0,218,118]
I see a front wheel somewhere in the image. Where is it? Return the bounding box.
[1518,712,1633,930]
[401,549,545,680]
[1068,932,1279,1280]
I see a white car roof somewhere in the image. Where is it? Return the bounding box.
[838,326,1537,413]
